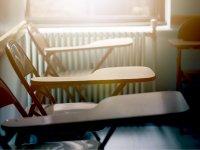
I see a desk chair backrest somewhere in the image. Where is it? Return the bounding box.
[177,18,200,41]
[27,24,66,76]
[5,41,57,116]
[0,78,28,117]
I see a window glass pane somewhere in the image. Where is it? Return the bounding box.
[93,0,153,17]
[26,0,165,25]
[29,0,89,17]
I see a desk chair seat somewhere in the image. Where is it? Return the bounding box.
[169,18,200,90]
[6,40,155,109]
[177,18,200,82]
[5,40,97,116]
[27,24,143,100]
[27,24,134,77]
[0,78,99,150]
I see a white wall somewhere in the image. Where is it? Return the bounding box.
[0,0,24,35]
[171,0,200,16]
[0,0,25,124]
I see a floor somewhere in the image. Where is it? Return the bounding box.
[94,124,200,150]
[3,114,200,150]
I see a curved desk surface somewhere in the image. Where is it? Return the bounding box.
[31,66,155,86]
[31,66,156,101]
[45,38,133,52]
[2,91,188,128]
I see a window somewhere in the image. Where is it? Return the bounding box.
[25,0,165,26]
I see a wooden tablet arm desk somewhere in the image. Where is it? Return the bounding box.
[1,91,189,149]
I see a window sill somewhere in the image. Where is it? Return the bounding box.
[40,24,172,34]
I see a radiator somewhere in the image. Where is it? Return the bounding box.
[26,29,156,103]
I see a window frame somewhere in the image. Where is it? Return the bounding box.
[25,0,166,26]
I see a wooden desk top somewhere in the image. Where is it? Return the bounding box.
[168,39,200,49]
[2,91,189,129]
[45,38,133,53]
[31,67,156,87]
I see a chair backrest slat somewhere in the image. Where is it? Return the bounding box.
[28,24,49,53]
[6,42,37,77]
[178,18,200,41]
